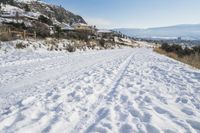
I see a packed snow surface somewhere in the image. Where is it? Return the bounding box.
[0,48,200,133]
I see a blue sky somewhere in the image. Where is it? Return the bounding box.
[44,0,200,29]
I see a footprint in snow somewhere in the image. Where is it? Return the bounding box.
[181,107,195,116]
[186,120,200,132]
[119,124,134,133]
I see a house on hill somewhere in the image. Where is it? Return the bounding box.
[72,23,96,34]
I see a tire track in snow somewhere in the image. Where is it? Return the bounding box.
[0,50,131,109]
[71,53,134,133]
[0,49,133,133]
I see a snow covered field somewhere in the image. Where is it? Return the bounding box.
[0,48,200,133]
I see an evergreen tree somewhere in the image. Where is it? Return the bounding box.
[24,4,31,12]
[57,14,64,23]
[38,15,53,25]
[55,25,62,38]
[8,0,14,5]
[0,0,6,5]
[0,0,14,5]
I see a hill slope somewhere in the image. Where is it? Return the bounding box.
[1,0,86,25]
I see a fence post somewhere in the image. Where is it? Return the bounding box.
[34,31,36,40]
[23,30,26,40]
[8,28,11,37]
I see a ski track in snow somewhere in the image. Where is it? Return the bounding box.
[0,48,200,133]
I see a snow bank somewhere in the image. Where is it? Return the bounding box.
[0,39,124,54]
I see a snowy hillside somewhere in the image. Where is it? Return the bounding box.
[1,4,23,12]
[15,0,38,3]
[0,48,200,133]
[0,0,86,25]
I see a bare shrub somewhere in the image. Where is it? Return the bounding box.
[0,34,11,41]
[45,38,57,46]
[16,42,26,49]
[66,45,76,52]
[99,39,105,47]
[50,45,54,51]
[31,22,50,38]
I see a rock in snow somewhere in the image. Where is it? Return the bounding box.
[0,48,200,133]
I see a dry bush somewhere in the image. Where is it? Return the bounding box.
[154,48,200,69]
[49,46,54,51]
[16,42,26,49]
[99,39,105,47]
[66,45,76,52]
[182,53,200,69]
[45,38,57,46]
[31,22,50,38]
[0,34,12,41]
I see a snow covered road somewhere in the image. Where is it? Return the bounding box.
[0,48,200,133]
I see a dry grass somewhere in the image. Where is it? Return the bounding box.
[0,33,12,41]
[154,48,200,69]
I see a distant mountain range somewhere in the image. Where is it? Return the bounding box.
[115,24,200,40]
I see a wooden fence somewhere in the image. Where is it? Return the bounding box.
[0,28,36,39]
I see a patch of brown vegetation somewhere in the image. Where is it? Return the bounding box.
[0,33,12,41]
[154,48,200,69]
